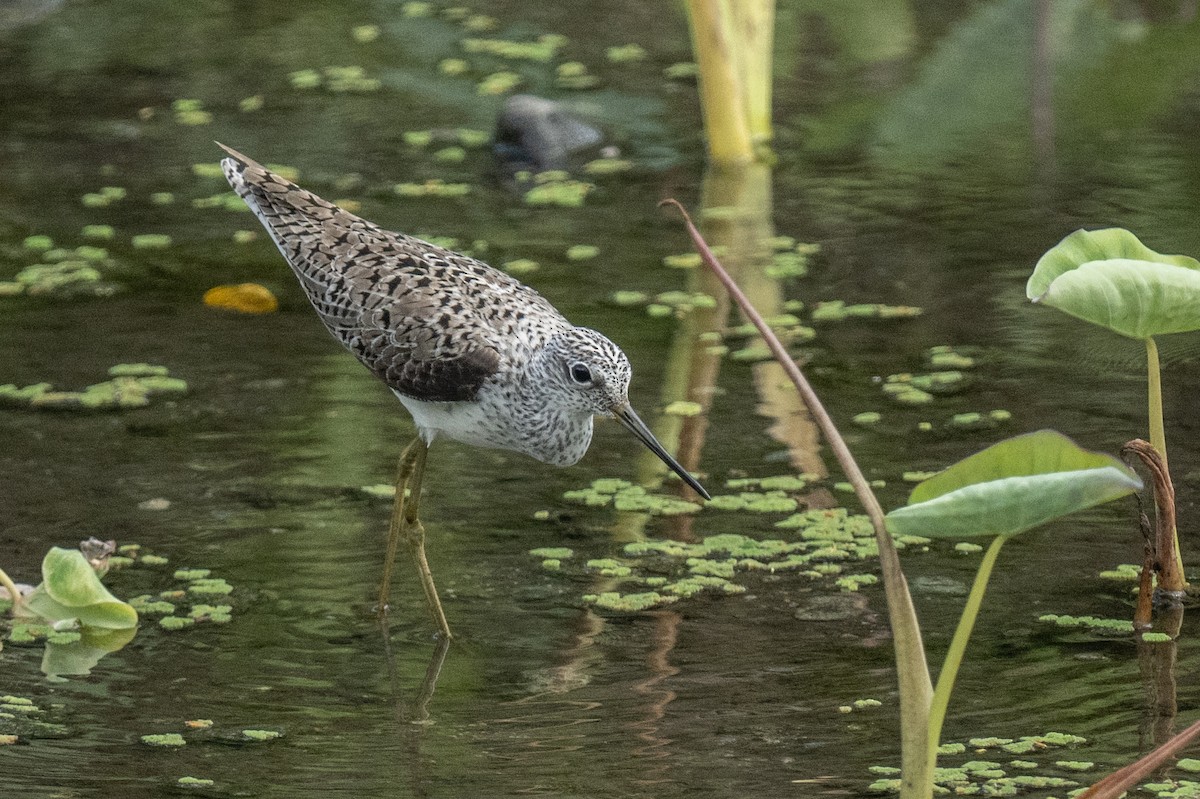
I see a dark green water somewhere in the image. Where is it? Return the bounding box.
[3,1,1200,796]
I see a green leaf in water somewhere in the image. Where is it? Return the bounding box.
[22,548,138,629]
[884,430,1141,539]
[1027,228,1200,339]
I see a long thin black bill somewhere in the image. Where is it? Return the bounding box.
[613,404,711,500]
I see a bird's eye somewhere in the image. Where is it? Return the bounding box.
[569,363,593,384]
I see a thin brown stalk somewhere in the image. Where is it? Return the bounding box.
[1074,718,1200,799]
[661,198,933,797]
[1123,439,1185,597]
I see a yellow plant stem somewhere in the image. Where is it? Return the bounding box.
[926,535,1007,772]
[0,566,22,610]
[730,0,774,144]
[1146,338,1166,463]
[1145,337,1186,587]
[685,0,754,166]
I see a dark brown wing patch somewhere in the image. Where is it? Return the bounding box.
[219,144,543,403]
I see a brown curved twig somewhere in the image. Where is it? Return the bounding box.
[1122,439,1185,599]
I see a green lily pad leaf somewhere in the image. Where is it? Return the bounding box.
[22,548,138,629]
[885,430,1141,539]
[1027,228,1200,339]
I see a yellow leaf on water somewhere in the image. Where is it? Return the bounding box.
[203,283,279,314]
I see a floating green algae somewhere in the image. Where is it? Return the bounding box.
[461,35,563,62]
[1,365,185,412]
[433,145,467,163]
[606,43,647,62]
[1142,631,1173,643]
[562,479,701,515]
[664,61,699,79]
[523,173,593,207]
[177,777,215,788]
[141,733,187,747]
[853,411,882,426]
[502,259,539,275]
[242,729,282,742]
[171,99,211,125]
[887,371,970,395]
[954,542,983,554]
[811,300,923,322]
[662,253,702,269]
[663,400,702,417]
[583,158,631,175]
[131,233,172,249]
[81,224,115,240]
[159,616,197,630]
[477,70,522,95]
[529,547,573,560]
[584,591,678,612]
[1098,563,1141,581]
[394,180,472,198]
[926,344,977,370]
[585,558,632,577]
[289,65,380,92]
[1038,614,1135,634]
[566,244,599,261]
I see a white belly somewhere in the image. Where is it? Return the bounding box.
[394,392,504,450]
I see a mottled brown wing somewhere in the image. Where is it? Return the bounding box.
[219,144,546,403]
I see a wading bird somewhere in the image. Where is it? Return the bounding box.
[219,145,708,638]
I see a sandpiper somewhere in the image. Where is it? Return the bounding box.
[219,144,709,638]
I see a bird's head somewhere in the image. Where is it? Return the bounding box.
[542,327,710,499]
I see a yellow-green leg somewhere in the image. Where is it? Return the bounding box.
[378,437,452,639]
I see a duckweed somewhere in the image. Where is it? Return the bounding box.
[461,35,563,62]
[565,244,599,261]
[765,250,809,279]
[606,43,647,62]
[853,412,882,426]
[583,158,632,175]
[477,70,522,95]
[242,729,282,742]
[502,259,539,275]
[141,733,186,746]
[557,64,600,89]
[529,547,573,559]
[664,61,698,79]
[663,253,702,269]
[955,543,983,554]
[1098,563,1140,581]
[394,180,471,198]
[433,146,467,163]
[81,224,115,240]
[663,400,702,417]
[177,777,215,787]
[584,591,677,612]
[159,616,197,630]
[811,300,923,322]
[523,174,592,207]
[1178,759,1200,773]
[585,558,631,577]
[926,345,976,370]
[1142,632,1173,643]
[439,58,470,76]
[171,99,212,125]
[131,234,172,249]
